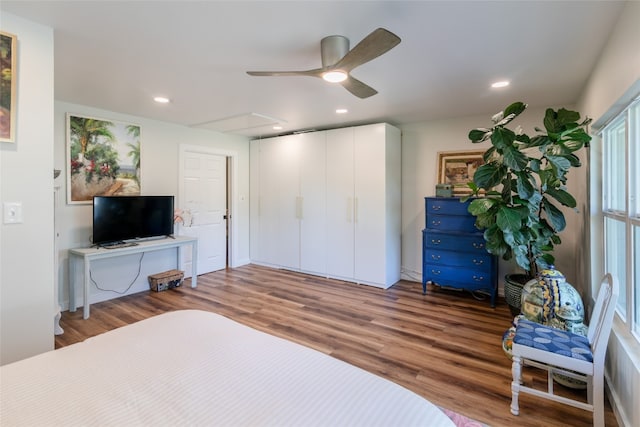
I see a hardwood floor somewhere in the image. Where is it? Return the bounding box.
[56,264,618,427]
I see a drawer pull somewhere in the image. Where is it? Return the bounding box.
[431,254,441,260]
[472,259,484,265]
[431,269,441,275]
[472,242,485,249]
[432,205,441,211]
[430,239,441,245]
[431,220,441,226]
[473,275,484,281]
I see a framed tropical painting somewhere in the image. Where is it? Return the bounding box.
[0,31,17,143]
[66,113,141,204]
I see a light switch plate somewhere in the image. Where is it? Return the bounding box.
[3,202,23,224]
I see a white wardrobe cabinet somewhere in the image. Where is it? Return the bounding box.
[250,122,400,289]
[250,132,327,275]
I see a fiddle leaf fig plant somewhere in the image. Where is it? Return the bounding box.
[465,102,592,279]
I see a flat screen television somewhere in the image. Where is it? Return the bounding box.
[92,195,175,246]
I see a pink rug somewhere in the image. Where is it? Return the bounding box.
[439,407,488,427]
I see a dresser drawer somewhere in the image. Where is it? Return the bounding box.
[423,263,493,286]
[426,214,477,232]
[425,248,493,269]
[423,230,487,253]
[425,197,472,217]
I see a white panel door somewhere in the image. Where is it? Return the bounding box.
[326,127,355,280]
[181,151,227,275]
[299,131,326,275]
[354,124,387,284]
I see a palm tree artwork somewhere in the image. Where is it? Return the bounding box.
[68,114,141,203]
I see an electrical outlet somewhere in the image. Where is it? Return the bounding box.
[3,202,23,224]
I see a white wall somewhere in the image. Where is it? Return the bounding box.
[54,101,250,310]
[0,13,55,365]
[577,2,640,427]
[399,104,585,293]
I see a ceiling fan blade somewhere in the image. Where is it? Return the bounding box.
[334,28,401,72]
[246,68,323,78]
[340,75,378,99]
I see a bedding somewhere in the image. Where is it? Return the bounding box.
[1,309,454,426]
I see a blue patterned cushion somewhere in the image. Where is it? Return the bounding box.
[513,318,593,362]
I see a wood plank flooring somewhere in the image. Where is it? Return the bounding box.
[56,264,618,427]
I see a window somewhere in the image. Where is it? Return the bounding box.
[601,97,640,339]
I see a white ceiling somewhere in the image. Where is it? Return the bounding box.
[1,1,626,138]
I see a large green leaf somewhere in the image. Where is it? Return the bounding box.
[502,145,529,171]
[468,197,497,215]
[491,127,516,149]
[473,163,504,189]
[547,155,571,175]
[496,206,522,233]
[515,171,535,199]
[545,187,576,208]
[556,108,580,126]
[561,138,586,152]
[513,245,531,271]
[543,200,566,231]
[469,128,491,143]
[504,102,527,118]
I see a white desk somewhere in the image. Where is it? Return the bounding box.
[69,236,198,319]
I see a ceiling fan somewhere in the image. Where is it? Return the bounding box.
[246,28,401,99]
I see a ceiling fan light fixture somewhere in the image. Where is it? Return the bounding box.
[322,70,348,83]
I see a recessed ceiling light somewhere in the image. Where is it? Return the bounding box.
[273,125,283,130]
[153,96,170,103]
[336,108,348,114]
[322,71,348,83]
[491,81,510,88]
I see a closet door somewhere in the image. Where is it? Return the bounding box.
[256,137,282,267]
[326,127,355,280]
[276,135,301,270]
[299,131,326,274]
[354,124,401,286]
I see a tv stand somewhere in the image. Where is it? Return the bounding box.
[69,236,198,319]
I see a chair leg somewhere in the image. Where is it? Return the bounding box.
[592,374,604,427]
[511,355,522,416]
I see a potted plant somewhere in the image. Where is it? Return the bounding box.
[464,102,592,315]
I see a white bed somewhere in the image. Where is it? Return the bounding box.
[1,310,454,426]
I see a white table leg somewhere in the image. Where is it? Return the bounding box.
[83,257,90,319]
[69,253,77,312]
[191,240,198,287]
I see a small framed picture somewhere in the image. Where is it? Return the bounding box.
[437,150,485,196]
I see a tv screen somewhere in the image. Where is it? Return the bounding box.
[92,196,175,246]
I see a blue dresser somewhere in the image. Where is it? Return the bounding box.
[422,197,498,307]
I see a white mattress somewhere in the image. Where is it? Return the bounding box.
[1,310,454,426]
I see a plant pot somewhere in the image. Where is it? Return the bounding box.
[504,273,530,317]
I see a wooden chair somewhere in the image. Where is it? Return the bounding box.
[510,273,618,427]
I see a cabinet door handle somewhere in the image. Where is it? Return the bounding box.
[431,269,441,275]
[432,205,441,211]
[472,259,484,265]
[431,220,441,226]
[431,254,441,260]
[430,239,441,245]
[347,197,353,223]
[472,275,484,281]
[472,242,485,249]
[295,196,303,220]
[354,197,358,224]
